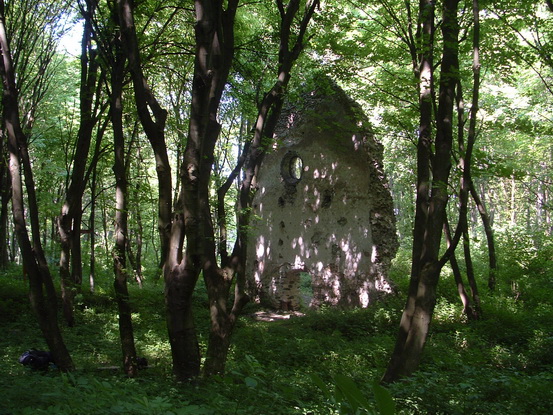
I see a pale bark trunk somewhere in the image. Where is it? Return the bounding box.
[510,174,516,226]
[470,182,497,290]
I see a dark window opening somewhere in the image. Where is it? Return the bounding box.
[322,189,333,208]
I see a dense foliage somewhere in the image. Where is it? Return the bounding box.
[1,238,552,414]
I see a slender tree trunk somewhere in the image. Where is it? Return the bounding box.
[383,0,435,383]
[58,5,99,326]
[87,122,106,294]
[444,0,482,318]
[0,0,73,370]
[116,0,171,277]
[510,174,517,226]
[470,182,497,290]
[383,0,459,383]
[462,228,482,316]
[117,0,194,379]
[204,0,320,377]
[117,0,171,263]
[89,167,97,293]
[444,220,476,319]
[463,0,483,314]
[466,0,497,289]
[111,37,138,377]
[127,156,144,288]
[134,209,144,286]
[0,136,10,268]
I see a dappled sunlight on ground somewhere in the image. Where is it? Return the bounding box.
[249,310,306,322]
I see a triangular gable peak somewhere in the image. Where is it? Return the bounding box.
[246,77,398,309]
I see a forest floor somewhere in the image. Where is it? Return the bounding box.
[1,256,552,414]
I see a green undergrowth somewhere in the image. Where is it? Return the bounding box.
[1,244,552,415]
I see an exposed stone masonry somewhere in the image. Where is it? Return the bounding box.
[246,76,399,310]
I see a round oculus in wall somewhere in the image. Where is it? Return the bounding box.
[281,151,303,184]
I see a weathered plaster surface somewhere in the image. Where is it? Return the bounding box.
[246,78,398,309]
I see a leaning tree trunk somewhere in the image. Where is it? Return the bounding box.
[458,0,483,314]
[444,220,477,319]
[0,0,73,370]
[204,0,321,377]
[383,0,460,383]
[116,0,195,380]
[470,183,497,290]
[466,0,496,290]
[117,0,172,264]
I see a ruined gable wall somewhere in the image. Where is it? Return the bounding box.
[246,79,398,309]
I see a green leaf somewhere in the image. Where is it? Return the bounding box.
[310,373,331,399]
[244,376,258,388]
[333,374,373,413]
[372,380,396,415]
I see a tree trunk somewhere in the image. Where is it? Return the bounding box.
[460,0,483,314]
[203,265,234,376]
[177,0,240,378]
[58,5,99,326]
[117,0,195,379]
[111,36,138,377]
[462,228,482,317]
[466,0,496,290]
[383,0,435,383]
[0,0,73,370]
[510,174,517,226]
[87,118,106,294]
[383,0,459,383]
[164,260,201,380]
[117,0,171,264]
[127,152,145,288]
[0,136,10,269]
[204,0,320,377]
[89,165,97,293]
[444,220,477,319]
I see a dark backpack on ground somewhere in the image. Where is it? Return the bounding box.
[19,349,54,370]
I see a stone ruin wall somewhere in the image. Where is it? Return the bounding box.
[246,80,399,310]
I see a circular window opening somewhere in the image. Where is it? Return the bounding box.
[290,156,303,180]
[281,151,303,184]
